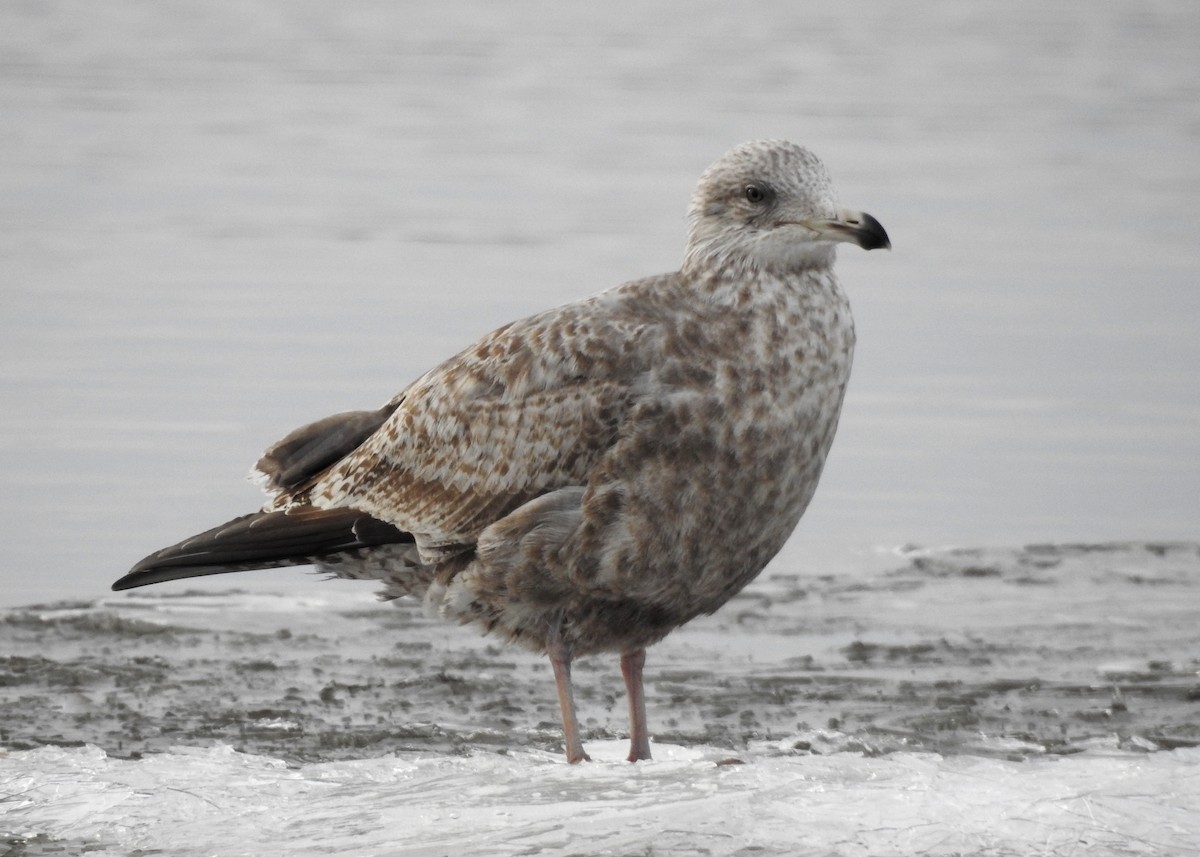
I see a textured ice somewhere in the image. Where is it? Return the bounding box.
[4,741,1199,856]
[4,542,1199,855]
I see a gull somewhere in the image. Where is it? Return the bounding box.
[114,140,890,763]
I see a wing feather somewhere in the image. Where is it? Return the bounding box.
[267,277,676,554]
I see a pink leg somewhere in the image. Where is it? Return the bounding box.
[621,648,652,762]
[547,633,590,763]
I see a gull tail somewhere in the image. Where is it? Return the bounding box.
[112,508,413,591]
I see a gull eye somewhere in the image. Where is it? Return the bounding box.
[744,184,769,204]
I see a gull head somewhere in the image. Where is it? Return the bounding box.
[683,139,890,275]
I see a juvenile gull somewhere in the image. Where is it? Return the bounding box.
[114,140,890,763]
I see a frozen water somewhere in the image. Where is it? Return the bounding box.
[5,542,1198,764]
[4,543,1199,855]
[4,742,1199,855]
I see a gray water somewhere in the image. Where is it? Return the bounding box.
[2,0,1198,608]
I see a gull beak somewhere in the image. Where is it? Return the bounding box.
[803,209,891,251]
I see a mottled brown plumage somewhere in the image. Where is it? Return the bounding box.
[115,140,889,763]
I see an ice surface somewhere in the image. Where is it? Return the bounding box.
[4,742,1199,856]
[4,543,1199,855]
[4,543,1198,766]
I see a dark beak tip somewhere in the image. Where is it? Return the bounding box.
[859,212,891,251]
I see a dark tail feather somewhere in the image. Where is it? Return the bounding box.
[113,508,413,591]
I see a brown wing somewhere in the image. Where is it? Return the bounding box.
[263,278,673,556]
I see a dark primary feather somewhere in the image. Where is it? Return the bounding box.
[112,508,411,590]
[255,404,399,493]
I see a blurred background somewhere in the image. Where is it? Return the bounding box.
[2,0,1197,607]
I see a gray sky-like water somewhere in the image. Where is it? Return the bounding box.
[2,0,1198,607]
